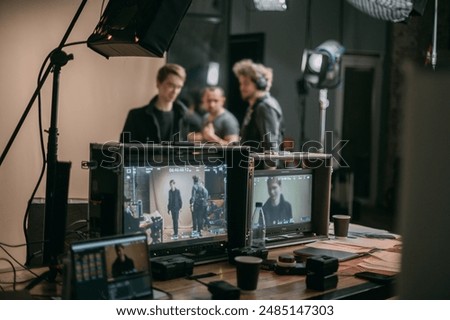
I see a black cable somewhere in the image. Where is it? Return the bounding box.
[0,241,42,248]
[23,48,51,266]
[0,241,43,283]
[0,258,17,291]
[65,219,89,241]
[100,0,106,17]
[0,241,55,289]
[66,219,89,229]
[63,41,88,49]
[0,245,43,283]
[64,230,88,241]
[0,278,41,285]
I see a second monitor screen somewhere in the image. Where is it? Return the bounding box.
[251,170,313,227]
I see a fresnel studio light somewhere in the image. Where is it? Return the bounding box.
[301,40,345,152]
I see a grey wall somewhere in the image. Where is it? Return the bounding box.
[230,0,388,148]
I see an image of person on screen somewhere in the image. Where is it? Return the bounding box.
[262,177,293,226]
[124,204,140,233]
[190,176,209,237]
[167,179,182,240]
[112,244,136,278]
[120,63,193,144]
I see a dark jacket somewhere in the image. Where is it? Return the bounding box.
[240,93,284,152]
[120,96,190,143]
[262,194,292,226]
[168,188,182,212]
[190,184,208,208]
[112,256,135,278]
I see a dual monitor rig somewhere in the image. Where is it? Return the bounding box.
[86,143,332,264]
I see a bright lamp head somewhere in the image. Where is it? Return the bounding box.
[307,53,326,73]
[301,40,345,89]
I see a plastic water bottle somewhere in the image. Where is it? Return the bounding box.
[250,202,266,248]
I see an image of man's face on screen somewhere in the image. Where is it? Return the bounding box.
[267,177,282,203]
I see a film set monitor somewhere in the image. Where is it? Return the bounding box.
[88,143,251,263]
[66,233,153,300]
[248,167,330,248]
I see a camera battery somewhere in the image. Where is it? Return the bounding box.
[305,255,339,276]
[208,281,241,300]
[151,254,194,280]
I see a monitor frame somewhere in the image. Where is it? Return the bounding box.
[88,143,252,263]
[246,152,332,248]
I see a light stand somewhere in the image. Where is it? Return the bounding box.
[301,40,345,153]
[23,0,88,291]
[40,49,73,272]
[318,89,329,153]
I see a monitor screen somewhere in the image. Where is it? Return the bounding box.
[69,233,152,300]
[88,143,251,263]
[249,168,314,243]
[122,161,227,246]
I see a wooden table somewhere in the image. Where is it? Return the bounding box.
[153,244,398,300]
[0,243,398,300]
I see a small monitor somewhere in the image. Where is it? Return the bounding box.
[68,233,153,300]
[249,168,323,247]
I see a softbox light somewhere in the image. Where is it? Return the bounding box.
[345,0,428,23]
[87,0,192,58]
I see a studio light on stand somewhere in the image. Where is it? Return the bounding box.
[301,40,345,153]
